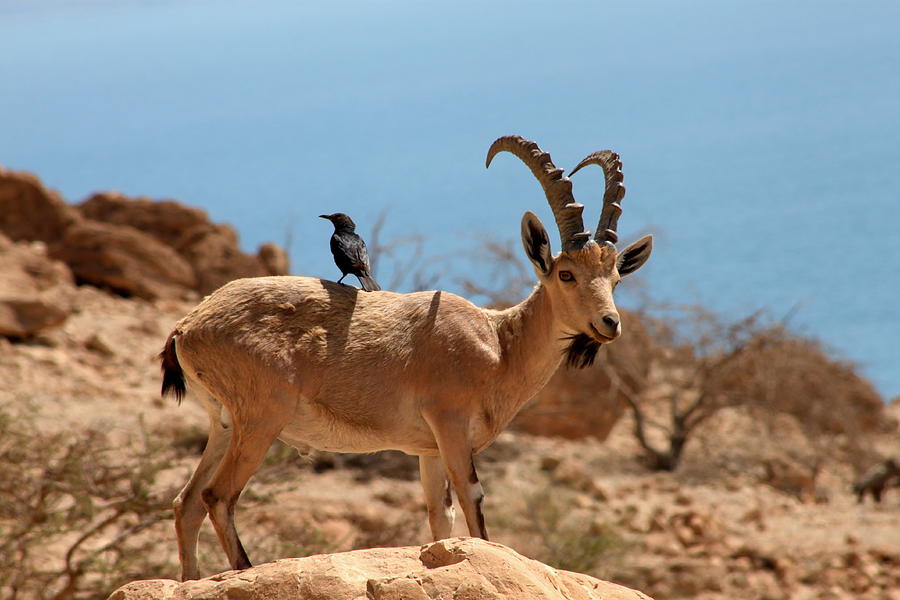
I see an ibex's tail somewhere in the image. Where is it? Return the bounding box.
[358,272,381,292]
[159,332,186,405]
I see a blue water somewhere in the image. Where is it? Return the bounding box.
[1,0,898,397]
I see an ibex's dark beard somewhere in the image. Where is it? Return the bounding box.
[562,333,601,369]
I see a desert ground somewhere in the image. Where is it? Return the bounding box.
[1,168,898,599]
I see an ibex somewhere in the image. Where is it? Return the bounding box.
[852,458,900,503]
[160,135,653,580]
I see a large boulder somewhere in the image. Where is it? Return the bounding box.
[0,234,75,338]
[0,166,81,243]
[175,222,286,294]
[107,537,653,600]
[79,192,290,295]
[49,221,196,300]
[258,241,290,278]
[79,192,209,248]
[0,233,76,338]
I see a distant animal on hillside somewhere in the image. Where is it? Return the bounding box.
[320,212,380,291]
[852,458,900,503]
[159,135,652,581]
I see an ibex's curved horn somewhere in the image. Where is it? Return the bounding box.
[569,151,625,247]
[486,135,591,251]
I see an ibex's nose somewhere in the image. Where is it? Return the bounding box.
[596,312,621,340]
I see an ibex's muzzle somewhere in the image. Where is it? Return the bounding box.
[590,312,621,341]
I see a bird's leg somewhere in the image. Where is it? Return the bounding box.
[337,274,346,284]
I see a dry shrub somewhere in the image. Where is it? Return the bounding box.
[722,332,890,454]
[604,305,890,472]
[0,404,176,600]
[496,487,623,576]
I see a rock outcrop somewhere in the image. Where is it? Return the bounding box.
[107,538,654,600]
[79,192,210,247]
[49,220,197,300]
[0,168,290,300]
[0,167,81,243]
[172,222,287,294]
[0,233,75,338]
[79,192,291,295]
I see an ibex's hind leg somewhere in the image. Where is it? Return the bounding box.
[419,455,455,540]
[174,419,231,580]
[201,411,288,572]
[173,393,232,581]
[425,414,488,540]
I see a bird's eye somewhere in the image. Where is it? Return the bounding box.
[558,270,574,282]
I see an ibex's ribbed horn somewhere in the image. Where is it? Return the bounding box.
[569,150,625,247]
[486,135,591,251]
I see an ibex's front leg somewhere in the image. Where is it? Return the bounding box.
[418,455,455,540]
[424,412,488,540]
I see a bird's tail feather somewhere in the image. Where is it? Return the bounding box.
[358,274,381,292]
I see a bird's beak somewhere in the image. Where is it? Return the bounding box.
[318,214,331,220]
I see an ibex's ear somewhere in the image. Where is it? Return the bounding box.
[521,211,553,276]
[617,234,653,277]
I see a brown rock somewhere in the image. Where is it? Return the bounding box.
[0,167,81,243]
[50,221,196,300]
[106,538,654,600]
[669,510,721,548]
[80,193,290,293]
[0,234,75,338]
[84,332,115,356]
[258,241,290,276]
[79,192,209,248]
[761,457,818,503]
[176,223,275,294]
[549,458,606,497]
[540,456,562,472]
[2,171,290,300]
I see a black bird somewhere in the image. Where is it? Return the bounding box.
[319,213,381,291]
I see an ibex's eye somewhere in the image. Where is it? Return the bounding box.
[558,270,574,282]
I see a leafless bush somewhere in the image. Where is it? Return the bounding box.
[367,209,444,292]
[607,307,778,470]
[601,305,887,472]
[0,405,177,599]
[457,237,534,307]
